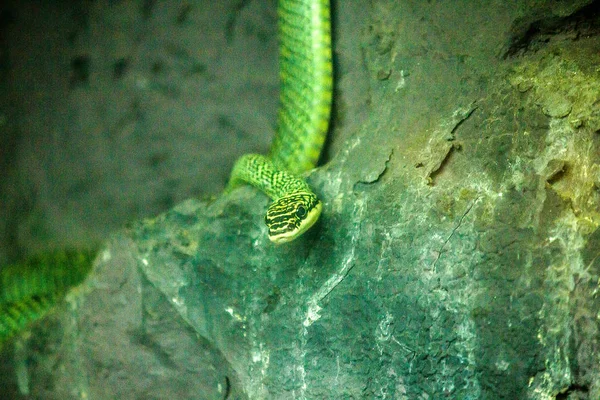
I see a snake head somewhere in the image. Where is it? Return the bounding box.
[265,192,322,244]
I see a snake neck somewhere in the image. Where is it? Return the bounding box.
[229,154,310,201]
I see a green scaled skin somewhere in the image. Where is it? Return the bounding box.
[0,249,96,345]
[0,294,58,345]
[0,249,96,305]
[229,0,333,243]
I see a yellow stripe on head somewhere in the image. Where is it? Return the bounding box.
[265,192,322,243]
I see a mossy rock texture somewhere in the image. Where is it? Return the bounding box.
[2,0,600,399]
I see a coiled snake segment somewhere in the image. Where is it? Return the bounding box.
[0,250,95,345]
[0,250,95,304]
[229,0,332,243]
[0,295,57,343]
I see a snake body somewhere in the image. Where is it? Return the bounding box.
[0,0,332,343]
[0,250,96,343]
[229,0,332,243]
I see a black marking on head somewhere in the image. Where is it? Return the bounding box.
[265,192,320,238]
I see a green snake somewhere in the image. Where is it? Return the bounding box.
[0,0,332,344]
[229,0,332,243]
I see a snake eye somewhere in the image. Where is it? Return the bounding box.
[295,205,307,218]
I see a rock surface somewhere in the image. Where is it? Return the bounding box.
[2,0,600,399]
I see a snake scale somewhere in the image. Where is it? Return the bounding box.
[0,0,332,345]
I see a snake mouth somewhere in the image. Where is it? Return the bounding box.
[268,200,322,244]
